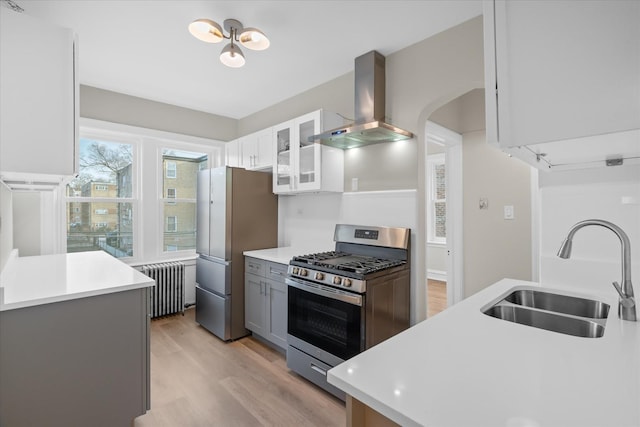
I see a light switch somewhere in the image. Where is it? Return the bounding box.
[479,198,489,210]
[504,205,514,220]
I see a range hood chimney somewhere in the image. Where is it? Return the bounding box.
[310,50,414,149]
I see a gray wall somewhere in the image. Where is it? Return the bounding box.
[429,89,486,134]
[425,88,532,294]
[80,85,237,141]
[462,130,532,297]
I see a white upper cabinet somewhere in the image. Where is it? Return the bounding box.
[483,0,640,171]
[0,8,78,179]
[273,110,344,194]
[225,139,240,167]
[240,128,273,171]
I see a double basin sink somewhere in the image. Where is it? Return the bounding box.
[483,287,610,338]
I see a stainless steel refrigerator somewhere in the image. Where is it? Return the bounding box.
[195,166,278,341]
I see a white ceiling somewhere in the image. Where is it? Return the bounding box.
[16,0,482,119]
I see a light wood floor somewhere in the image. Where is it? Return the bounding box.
[427,279,447,318]
[134,308,346,427]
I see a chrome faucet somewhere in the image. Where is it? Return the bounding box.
[557,219,636,321]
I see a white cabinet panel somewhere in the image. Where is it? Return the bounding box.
[240,128,273,170]
[225,139,240,167]
[483,0,640,171]
[0,8,78,177]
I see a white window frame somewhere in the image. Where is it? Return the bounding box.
[95,208,108,215]
[94,184,108,191]
[61,118,224,264]
[427,153,446,245]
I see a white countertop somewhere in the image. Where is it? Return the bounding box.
[243,246,332,265]
[328,278,640,427]
[0,251,154,311]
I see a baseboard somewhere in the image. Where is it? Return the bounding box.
[427,269,447,282]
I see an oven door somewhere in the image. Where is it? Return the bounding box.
[286,277,364,361]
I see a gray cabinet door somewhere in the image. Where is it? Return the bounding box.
[266,277,288,349]
[245,273,265,334]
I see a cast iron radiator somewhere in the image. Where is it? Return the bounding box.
[140,262,185,318]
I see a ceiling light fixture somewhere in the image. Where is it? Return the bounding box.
[188,18,269,68]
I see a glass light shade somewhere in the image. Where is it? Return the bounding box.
[188,19,223,43]
[220,43,246,68]
[239,28,270,50]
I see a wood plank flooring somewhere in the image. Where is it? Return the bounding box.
[427,280,447,318]
[134,308,346,427]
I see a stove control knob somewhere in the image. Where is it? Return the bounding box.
[315,272,324,281]
[343,278,352,288]
[300,269,308,277]
[333,276,342,285]
[292,267,299,275]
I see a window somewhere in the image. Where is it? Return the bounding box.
[166,216,177,232]
[166,161,177,178]
[65,118,222,263]
[66,137,135,258]
[427,154,446,245]
[162,149,207,252]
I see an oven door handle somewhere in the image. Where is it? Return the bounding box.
[286,278,363,307]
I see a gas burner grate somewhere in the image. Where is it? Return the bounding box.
[292,251,406,275]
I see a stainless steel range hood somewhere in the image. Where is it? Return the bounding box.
[310,50,414,149]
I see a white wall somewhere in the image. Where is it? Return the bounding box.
[539,165,640,297]
[0,182,13,271]
[278,190,419,323]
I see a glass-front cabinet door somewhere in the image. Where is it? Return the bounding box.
[274,119,294,193]
[273,111,322,194]
[295,111,322,192]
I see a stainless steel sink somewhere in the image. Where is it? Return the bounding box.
[483,287,610,338]
[504,289,610,319]
[484,305,606,338]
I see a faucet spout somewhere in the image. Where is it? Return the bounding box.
[557,219,636,321]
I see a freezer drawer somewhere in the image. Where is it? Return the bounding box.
[195,286,231,341]
[196,256,231,295]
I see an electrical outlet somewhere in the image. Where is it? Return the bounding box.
[351,178,359,191]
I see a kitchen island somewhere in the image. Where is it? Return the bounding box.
[328,278,640,427]
[0,251,154,426]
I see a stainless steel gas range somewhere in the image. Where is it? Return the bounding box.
[286,224,411,400]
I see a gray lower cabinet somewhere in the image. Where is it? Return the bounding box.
[244,257,288,349]
[0,288,150,427]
